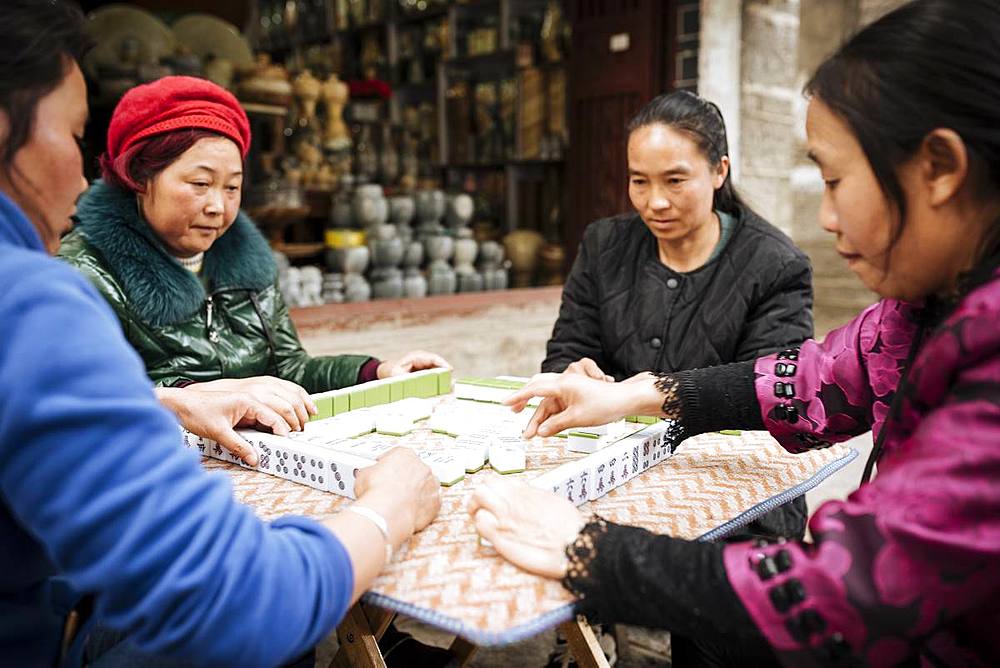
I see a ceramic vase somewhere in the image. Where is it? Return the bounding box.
[352,183,389,230]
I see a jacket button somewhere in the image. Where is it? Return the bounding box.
[666,278,679,289]
[650,337,662,349]
[769,578,807,612]
[756,556,779,580]
[774,549,793,572]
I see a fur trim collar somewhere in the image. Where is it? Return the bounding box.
[75,180,276,326]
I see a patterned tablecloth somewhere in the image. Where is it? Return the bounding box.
[203,400,856,646]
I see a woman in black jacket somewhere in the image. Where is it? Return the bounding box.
[544,91,812,542]
[544,91,813,381]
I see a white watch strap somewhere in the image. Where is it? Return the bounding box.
[347,505,394,564]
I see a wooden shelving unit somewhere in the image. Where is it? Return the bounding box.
[248,0,568,240]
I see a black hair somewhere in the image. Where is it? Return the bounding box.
[806,0,1000,268]
[0,0,90,176]
[626,90,746,215]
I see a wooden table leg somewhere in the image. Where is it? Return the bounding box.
[611,624,632,663]
[362,602,395,642]
[447,635,479,667]
[558,616,610,668]
[330,602,386,668]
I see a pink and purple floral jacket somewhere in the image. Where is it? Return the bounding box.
[727,270,1000,666]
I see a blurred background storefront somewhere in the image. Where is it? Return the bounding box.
[76,0,900,375]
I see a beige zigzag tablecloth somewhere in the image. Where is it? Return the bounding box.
[202,402,856,645]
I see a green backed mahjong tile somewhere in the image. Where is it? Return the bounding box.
[312,396,334,420]
[458,376,522,390]
[492,463,526,475]
[624,415,638,423]
[488,378,525,390]
[568,430,601,439]
[719,429,742,436]
[456,376,490,387]
[402,376,421,398]
[389,379,404,402]
[364,384,390,407]
[439,472,465,486]
[348,389,365,410]
[633,415,659,424]
[436,369,453,395]
[333,393,350,415]
[415,374,437,398]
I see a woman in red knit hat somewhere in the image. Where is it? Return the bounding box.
[60,75,450,433]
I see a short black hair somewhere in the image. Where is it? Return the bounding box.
[806,0,1000,267]
[0,0,90,176]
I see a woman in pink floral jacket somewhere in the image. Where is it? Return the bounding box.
[470,1,1000,666]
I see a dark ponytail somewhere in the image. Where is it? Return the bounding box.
[627,90,746,215]
[806,0,1000,267]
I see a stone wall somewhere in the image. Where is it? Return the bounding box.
[698,0,908,334]
[738,0,800,236]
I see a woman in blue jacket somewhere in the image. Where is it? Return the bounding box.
[0,2,440,666]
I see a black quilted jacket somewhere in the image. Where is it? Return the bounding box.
[543,206,814,378]
[543,206,814,541]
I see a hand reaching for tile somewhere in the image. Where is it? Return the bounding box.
[324,447,441,601]
[157,387,291,466]
[469,477,585,579]
[504,372,664,438]
[377,350,452,379]
[190,375,316,431]
[563,356,615,382]
[354,447,442,538]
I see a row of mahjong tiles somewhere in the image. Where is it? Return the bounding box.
[184,371,674,501]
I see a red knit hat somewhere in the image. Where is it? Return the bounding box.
[106,76,251,160]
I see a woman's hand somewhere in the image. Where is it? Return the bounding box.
[376,351,452,379]
[354,447,442,546]
[564,357,615,383]
[324,448,441,602]
[503,372,661,438]
[156,387,292,466]
[190,376,316,431]
[469,477,585,579]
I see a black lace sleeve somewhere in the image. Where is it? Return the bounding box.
[653,359,764,439]
[562,517,762,640]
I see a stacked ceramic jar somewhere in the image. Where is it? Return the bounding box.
[323,181,509,302]
[389,193,427,298]
[446,193,482,292]
[415,189,457,296]
[477,240,508,290]
[324,175,372,303]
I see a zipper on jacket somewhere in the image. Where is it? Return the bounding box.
[248,290,279,375]
[205,295,220,343]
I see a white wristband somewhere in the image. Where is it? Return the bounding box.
[347,505,394,564]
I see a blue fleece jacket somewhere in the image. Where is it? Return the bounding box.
[0,191,353,666]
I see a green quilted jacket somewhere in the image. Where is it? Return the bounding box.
[59,180,372,392]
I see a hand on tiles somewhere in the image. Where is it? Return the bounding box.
[157,387,292,466]
[564,357,615,383]
[354,447,442,545]
[503,373,640,438]
[469,477,585,579]
[190,376,316,431]
[377,350,452,379]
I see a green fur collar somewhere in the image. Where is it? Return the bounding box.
[75,180,276,326]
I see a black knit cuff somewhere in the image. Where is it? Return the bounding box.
[563,519,757,638]
[664,360,763,439]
